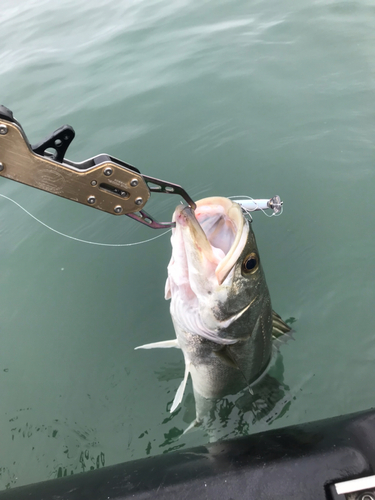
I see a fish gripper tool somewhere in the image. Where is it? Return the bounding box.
[0,105,196,229]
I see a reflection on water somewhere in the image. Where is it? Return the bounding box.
[2,0,375,490]
[149,350,300,451]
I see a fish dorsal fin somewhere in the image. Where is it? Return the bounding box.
[272,310,292,338]
[272,311,294,348]
[170,360,191,413]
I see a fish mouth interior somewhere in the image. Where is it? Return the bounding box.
[197,211,236,257]
[193,197,248,284]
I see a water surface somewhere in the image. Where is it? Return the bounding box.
[0,0,375,489]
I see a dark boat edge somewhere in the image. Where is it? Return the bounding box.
[2,408,375,500]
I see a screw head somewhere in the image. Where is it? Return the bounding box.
[91,180,97,186]
[135,197,143,206]
[114,206,123,214]
[130,178,139,187]
[0,163,4,172]
[103,167,113,176]
[87,196,96,204]
[0,124,8,135]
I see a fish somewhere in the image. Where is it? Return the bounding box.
[136,196,290,425]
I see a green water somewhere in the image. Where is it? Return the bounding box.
[1,0,375,489]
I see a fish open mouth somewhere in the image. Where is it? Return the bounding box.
[174,197,249,285]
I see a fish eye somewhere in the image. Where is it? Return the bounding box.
[242,253,259,274]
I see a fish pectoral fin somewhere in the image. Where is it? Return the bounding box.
[170,361,191,413]
[134,339,180,350]
[215,346,255,395]
[213,346,239,369]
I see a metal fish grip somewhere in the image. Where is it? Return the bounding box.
[127,175,196,229]
[0,106,195,229]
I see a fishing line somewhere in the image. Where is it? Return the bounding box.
[0,194,171,247]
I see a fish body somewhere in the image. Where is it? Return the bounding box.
[136,197,290,420]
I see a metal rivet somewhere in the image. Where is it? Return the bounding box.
[114,206,122,214]
[87,196,96,204]
[0,163,4,172]
[0,124,8,135]
[130,178,139,187]
[103,167,113,176]
[91,180,97,186]
[135,197,143,206]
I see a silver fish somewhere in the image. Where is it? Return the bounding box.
[136,196,290,422]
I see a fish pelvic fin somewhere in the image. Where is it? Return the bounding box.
[183,418,202,435]
[134,339,180,350]
[170,360,191,413]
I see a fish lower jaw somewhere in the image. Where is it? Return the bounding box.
[174,208,189,227]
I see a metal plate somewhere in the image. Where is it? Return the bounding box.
[0,121,150,215]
